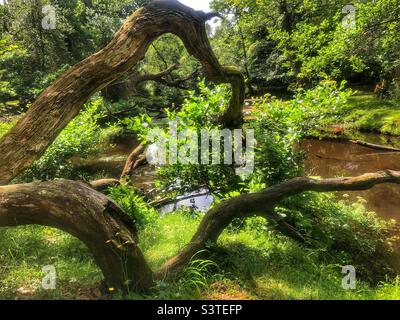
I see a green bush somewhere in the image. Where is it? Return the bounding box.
[18,97,105,182]
[275,192,397,283]
[108,184,158,229]
[123,80,396,285]
[124,80,242,196]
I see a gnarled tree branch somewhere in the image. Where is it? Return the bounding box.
[0,0,245,185]
[156,170,400,278]
[105,63,200,99]
[1,171,400,291]
[120,143,148,182]
[0,180,153,291]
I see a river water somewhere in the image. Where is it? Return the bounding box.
[73,133,400,220]
[302,136,400,220]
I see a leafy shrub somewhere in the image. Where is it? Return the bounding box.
[0,34,27,102]
[108,184,158,229]
[18,97,105,182]
[274,192,397,283]
[124,80,395,284]
[101,99,146,121]
[245,80,353,186]
[124,80,242,196]
[128,80,352,197]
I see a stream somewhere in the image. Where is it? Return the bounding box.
[72,132,400,220]
[302,134,400,220]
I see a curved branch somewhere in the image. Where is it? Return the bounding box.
[110,64,200,98]
[120,143,147,182]
[0,180,153,291]
[156,170,400,278]
[2,171,399,291]
[0,0,245,185]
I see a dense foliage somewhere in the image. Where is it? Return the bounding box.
[211,0,400,96]
[16,97,106,182]
[1,0,400,300]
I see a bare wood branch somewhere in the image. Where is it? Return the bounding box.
[89,178,120,191]
[2,170,400,291]
[120,143,147,182]
[156,170,400,278]
[110,63,200,98]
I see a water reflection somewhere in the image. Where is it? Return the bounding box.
[302,138,400,220]
[159,189,213,214]
[72,132,400,220]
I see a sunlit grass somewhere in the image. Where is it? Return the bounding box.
[343,94,400,135]
[139,211,200,269]
[1,210,400,300]
[0,226,101,300]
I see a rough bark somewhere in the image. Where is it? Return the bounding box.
[0,180,153,291]
[156,170,400,278]
[1,170,400,291]
[120,143,148,182]
[0,0,245,185]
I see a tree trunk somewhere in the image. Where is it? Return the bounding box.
[90,178,120,191]
[0,180,153,291]
[2,171,400,291]
[0,0,245,185]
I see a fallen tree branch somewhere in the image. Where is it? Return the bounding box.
[350,140,400,152]
[104,63,200,103]
[1,170,400,291]
[0,180,153,291]
[156,170,400,278]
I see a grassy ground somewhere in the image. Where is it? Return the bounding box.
[0,226,102,300]
[340,94,400,136]
[1,92,400,300]
[1,211,400,300]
